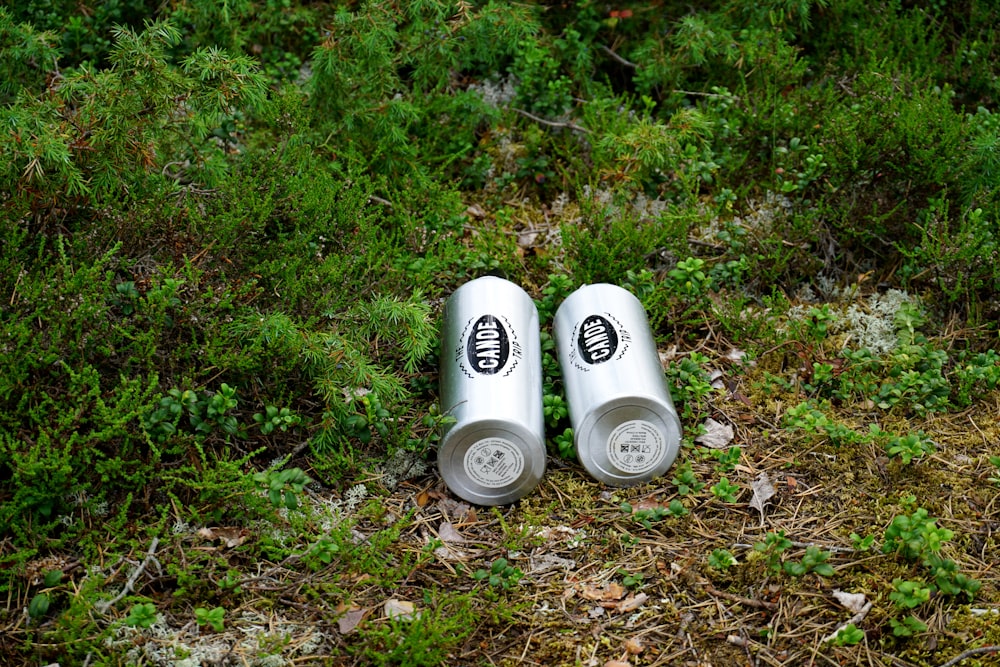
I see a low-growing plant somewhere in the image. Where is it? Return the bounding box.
[28,592,51,620]
[194,606,226,632]
[708,548,738,571]
[667,257,709,297]
[954,350,1000,406]
[535,274,575,325]
[197,384,239,436]
[552,428,575,460]
[783,546,835,578]
[474,557,523,590]
[621,499,688,528]
[850,532,876,552]
[666,353,715,419]
[542,394,569,429]
[885,433,935,465]
[253,406,302,435]
[666,499,689,517]
[340,394,392,445]
[989,456,1000,485]
[882,506,953,563]
[784,402,863,447]
[143,384,240,442]
[621,502,665,528]
[216,570,243,595]
[805,304,836,341]
[253,467,311,510]
[308,537,342,570]
[890,615,928,638]
[671,462,706,496]
[882,504,981,601]
[125,602,158,629]
[927,555,982,599]
[710,477,740,503]
[830,623,865,646]
[754,531,793,574]
[713,446,741,472]
[617,569,644,589]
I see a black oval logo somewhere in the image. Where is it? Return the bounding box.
[466,315,510,375]
[577,315,619,365]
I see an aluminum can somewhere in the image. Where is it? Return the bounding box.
[438,276,546,505]
[553,284,682,486]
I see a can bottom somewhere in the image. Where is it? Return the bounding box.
[575,398,681,486]
[438,420,546,505]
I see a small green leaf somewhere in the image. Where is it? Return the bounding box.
[43,570,63,587]
[29,593,50,618]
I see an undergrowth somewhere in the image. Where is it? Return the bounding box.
[2,1,999,665]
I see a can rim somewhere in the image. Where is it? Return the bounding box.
[574,396,681,486]
[438,419,546,505]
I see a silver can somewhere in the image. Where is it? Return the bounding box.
[553,283,682,486]
[438,276,546,505]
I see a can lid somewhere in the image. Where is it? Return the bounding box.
[438,420,546,506]
[575,397,681,486]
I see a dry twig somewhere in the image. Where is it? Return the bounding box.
[511,108,590,134]
[936,646,1000,667]
[96,537,160,614]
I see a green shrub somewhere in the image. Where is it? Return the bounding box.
[1,20,267,227]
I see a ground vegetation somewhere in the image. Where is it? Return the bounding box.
[2,1,999,665]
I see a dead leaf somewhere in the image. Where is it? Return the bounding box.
[384,599,418,621]
[624,637,644,654]
[605,660,631,667]
[709,368,725,390]
[517,229,540,247]
[695,418,735,449]
[604,582,627,601]
[581,581,626,602]
[465,204,486,219]
[633,497,663,511]
[438,521,465,543]
[732,390,753,407]
[336,605,366,634]
[437,498,473,522]
[196,527,247,549]
[23,555,76,586]
[832,589,868,614]
[749,471,776,517]
[415,490,430,507]
[535,525,578,541]
[658,345,678,367]
[616,592,648,613]
[725,348,748,363]
[528,553,576,575]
